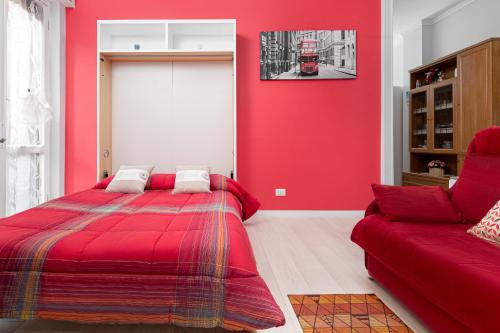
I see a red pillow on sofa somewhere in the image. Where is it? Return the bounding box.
[451,153,500,223]
[372,184,462,223]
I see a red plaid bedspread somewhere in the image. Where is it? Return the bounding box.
[0,174,285,330]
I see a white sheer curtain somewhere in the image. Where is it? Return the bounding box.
[5,0,51,215]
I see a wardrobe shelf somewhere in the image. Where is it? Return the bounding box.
[99,50,234,62]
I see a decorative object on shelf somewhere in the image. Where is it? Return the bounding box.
[260,30,357,80]
[428,160,446,177]
[413,129,427,135]
[435,99,453,110]
[424,68,443,85]
[441,140,453,149]
[413,106,427,114]
[416,79,421,88]
[417,140,427,149]
[435,124,453,134]
[134,44,140,50]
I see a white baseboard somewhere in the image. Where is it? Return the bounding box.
[255,210,365,218]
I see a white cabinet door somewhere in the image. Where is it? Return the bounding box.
[111,61,234,176]
[171,61,234,176]
[111,62,174,174]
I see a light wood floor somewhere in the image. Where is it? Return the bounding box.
[0,214,431,333]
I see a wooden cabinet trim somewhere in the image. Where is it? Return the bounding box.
[402,172,449,189]
[457,42,492,153]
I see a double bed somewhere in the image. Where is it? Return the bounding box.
[0,174,285,331]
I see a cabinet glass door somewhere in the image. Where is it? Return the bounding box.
[411,90,428,149]
[432,83,454,150]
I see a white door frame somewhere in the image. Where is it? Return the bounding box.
[381,0,394,185]
[0,0,7,216]
[48,2,66,200]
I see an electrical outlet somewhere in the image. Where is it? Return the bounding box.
[275,188,286,197]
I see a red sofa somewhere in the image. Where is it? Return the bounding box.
[352,127,500,333]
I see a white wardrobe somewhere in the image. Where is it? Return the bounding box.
[97,20,236,179]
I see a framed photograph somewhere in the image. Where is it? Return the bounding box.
[260,30,357,80]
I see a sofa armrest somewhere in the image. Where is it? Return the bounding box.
[365,200,380,217]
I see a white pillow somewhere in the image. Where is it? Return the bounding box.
[173,167,211,194]
[468,200,500,244]
[106,165,154,194]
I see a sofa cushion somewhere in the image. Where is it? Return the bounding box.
[467,200,500,244]
[469,126,500,155]
[372,184,462,223]
[352,215,500,333]
[451,154,500,223]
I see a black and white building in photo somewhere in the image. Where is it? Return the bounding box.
[260,30,357,80]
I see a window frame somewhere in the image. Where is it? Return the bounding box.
[1,0,68,216]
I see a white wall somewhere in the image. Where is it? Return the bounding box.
[393,33,404,86]
[427,0,500,60]
[400,26,423,171]
[392,33,404,185]
[421,24,433,64]
[393,86,403,185]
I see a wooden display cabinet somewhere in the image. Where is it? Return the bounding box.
[409,78,457,153]
[403,38,500,189]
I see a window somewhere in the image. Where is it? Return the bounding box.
[5,0,51,214]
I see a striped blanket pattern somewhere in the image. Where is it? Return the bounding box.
[0,175,285,330]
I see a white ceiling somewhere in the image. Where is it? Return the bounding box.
[394,0,462,34]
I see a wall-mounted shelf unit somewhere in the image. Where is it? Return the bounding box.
[99,50,233,62]
[97,20,237,180]
[403,38,500,189]
[99,20,234,52]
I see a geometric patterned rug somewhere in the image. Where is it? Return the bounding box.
[288,294,414,333]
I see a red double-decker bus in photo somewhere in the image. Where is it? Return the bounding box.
[298,39,319,76]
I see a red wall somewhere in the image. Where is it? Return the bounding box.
[66,0,381,210]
